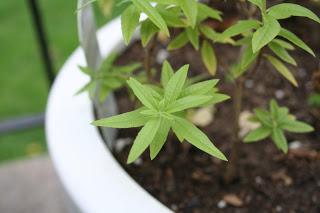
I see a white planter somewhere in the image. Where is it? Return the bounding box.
[46,18,172,213]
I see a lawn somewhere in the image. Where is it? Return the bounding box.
[0,0,117,163]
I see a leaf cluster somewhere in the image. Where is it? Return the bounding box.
[77,53,142,101]
[93,61,230,163]
[222,1,319,85]
[244,100,314,153]
[120,0,230,75]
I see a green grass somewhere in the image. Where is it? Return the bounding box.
[0,0,118,163]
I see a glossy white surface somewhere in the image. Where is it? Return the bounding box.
[46,18,171,213]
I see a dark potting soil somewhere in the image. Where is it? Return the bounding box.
[107,4,320,213]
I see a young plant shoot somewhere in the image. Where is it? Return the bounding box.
[93,62,229,163]
[244,100,314,153]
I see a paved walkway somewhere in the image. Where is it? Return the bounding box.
[0,156,69,213]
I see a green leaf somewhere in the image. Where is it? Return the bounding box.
[177,0,198,28]
[186,27,200,50]
[121,5,140,44]
[279,28,315,56]
[281,120,314,133]
[268,42,297,66]
[157,5,186,28]
[167,32,189,50]
[197,3,222,22]
[166,95,212,113]
[271,128,288,153]
[79,66,93,76]
[270,99,279,119]
[127,119,161,163]
[221,20,261,38]
[140,19,159,47]
[99,52,118,72]
[271,39,295,50]
[92,107,149,128]
[150,118,171,159]
[181,79,219,97]
[265,54,298,87]
[171,116,227,161]
[252,15,281,52]
[201,40,217,76]
[164,65,189,103]
[254,108,272,127]
[268,3,320,23]
[244,126,272,143]
[75,82,95,96]
[112,63,141,74]
[161,60,174,86]
[200,25,235,44]
[248,0,265,12]
[206,93,230,105]
[131,0,169,36]
[127,78,159,109]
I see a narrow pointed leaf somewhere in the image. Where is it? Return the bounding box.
[281,120,314,133]
[157,5,186,28]
[252,15,281,52]
[248,0,265,11]
[265,54,298,87]
[166,95,212,113]
[268,3,320,23]
[168,32,189,50]
[244,126,272,143]
[164,65,189,103]
[279,28,315,56]
[181,79,219,97]
[272,39,295,50]
[178,0,198,28]
[161,60,174,86]
[201,40,217,76]
[198,3,222,21]
[131,0,169,36]
[140,19,159,47]
[268,42,297,66]
[221,20,261,38]
[206,93,230,105]
[75,82,95,96]
[121,5,140,44]
[150,118,171,159]
[127,78,158,109]
[186,27,200,50]
[254,108,272,127]
[172,116,227,161]
[127,119,161,163]
[271,128,288,153]
[92,107,149,128]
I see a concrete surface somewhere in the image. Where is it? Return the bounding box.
[0,155,69,213]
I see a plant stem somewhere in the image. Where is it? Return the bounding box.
[224,76,244,183]
[144,37,157,82]
[224,52,262,183]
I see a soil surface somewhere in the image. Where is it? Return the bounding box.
[107,2,320,213]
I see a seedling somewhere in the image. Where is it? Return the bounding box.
[93,62,229,163]
[244,100,314,153]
